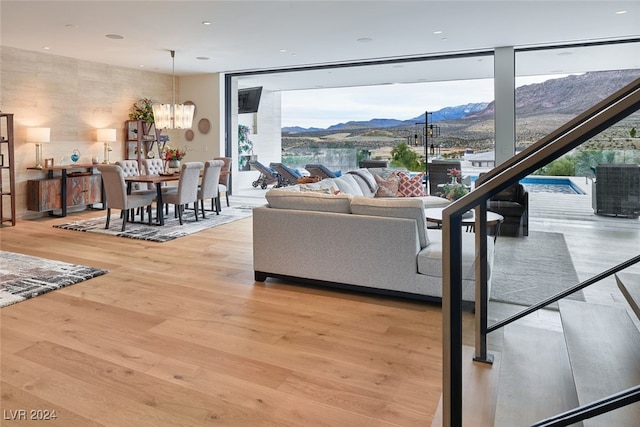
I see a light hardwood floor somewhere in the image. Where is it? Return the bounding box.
[2,188,639,427]
[1,208,444,427]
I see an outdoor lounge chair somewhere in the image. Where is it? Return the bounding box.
[270,162,303,187]
[428,159,461,196]
[359,160,388,168]
[304,164,340,180]
[250,160,279,189]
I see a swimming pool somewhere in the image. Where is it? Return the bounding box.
[520,177,585,194]
[468,176,586,194]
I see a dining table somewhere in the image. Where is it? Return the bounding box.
[124,173,180,226]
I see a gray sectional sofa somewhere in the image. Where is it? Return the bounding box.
[252,169,495,304]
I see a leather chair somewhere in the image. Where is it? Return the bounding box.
[487,182,529,237]
[97,164,155,231]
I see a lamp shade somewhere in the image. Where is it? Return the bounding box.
[26,127,50,143]
[97,128,117,142]
[152,103,195,129]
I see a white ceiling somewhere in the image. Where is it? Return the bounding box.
[1,1,639,91]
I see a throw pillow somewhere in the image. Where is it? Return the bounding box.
[398,172,426,197]
[374,173,400,197]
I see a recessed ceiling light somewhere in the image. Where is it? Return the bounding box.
[65,24,77,29]
[357,37,373,43]
[202,20,212,25]
[441,37,448,41]
[196,57,210,60]
[105,34,124,40]
[280,49,287,53]
[616,10,627,15]
[42,46,50,50]
[433,30,443,35]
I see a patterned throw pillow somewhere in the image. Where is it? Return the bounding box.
[398,172,426,197]
[374,173,399,197]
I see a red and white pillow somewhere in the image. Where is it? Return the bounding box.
[398,172,426,197]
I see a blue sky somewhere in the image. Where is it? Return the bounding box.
[281,75,569,129]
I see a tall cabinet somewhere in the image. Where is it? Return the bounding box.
[0,113,16,226]
[125,120,166,170]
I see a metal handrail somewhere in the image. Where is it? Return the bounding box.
[441,77,640,427]
[529,385,640,427]
[488,254,640,333]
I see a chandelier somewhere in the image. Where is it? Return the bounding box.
[152,50,195,129]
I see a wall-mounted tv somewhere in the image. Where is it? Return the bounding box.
[238,86,262,114]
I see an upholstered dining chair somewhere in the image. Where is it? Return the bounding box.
[197,160,224,218]
[97,164,155,231]
[214,157,232,210]
[162,162,204,225]
[115,159,155,221]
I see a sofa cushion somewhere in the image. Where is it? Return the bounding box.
[374,173,400,197]
[266,188,352,213]
[398,172,427,197]
[329,174,364,196]
[418,230,494,282]
[350,196,429,248]
[492,183,522,202]
[347,169,379,197]
[299,179,341,194]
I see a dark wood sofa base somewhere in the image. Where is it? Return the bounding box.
[254,270,476,311]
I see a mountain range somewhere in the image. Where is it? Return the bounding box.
[281,69,640,135]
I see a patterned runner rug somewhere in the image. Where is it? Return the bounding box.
[0,251,108,308]
[53,205,253,242]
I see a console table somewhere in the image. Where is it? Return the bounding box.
[27,163,104,217]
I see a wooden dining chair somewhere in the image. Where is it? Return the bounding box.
[197,160,224,218]
[162,162,204,225]
[97,164,155,231]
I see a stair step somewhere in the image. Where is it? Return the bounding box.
[494,323,581,427]
[559,299,640,427]
[430,345,502,427]
[615,272,640,321]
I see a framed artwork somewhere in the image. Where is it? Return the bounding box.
[44,158,54,168]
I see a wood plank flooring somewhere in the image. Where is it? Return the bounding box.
[1,210,444,426]
[2,186,639,426]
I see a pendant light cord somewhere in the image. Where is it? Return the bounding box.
[170,50,176,107]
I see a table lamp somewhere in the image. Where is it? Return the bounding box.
[97,128,116,164]
[26,127,50,169]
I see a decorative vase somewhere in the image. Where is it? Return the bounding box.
[451,176,457,184]
[71,149,80,163]
[168,159,180,168]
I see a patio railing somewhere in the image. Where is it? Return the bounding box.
[440,77,640,427]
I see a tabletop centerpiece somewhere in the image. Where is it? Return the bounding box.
[439,167,469,201]
[163,146,186,171]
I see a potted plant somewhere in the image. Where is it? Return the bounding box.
[238,124,255,171]
[128,98,155,124]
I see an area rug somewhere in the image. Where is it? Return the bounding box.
[0,251,108,308]
[53,205,253,242]
[491,231,584,307]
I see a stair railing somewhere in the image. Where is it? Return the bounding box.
[441,77,640,427]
